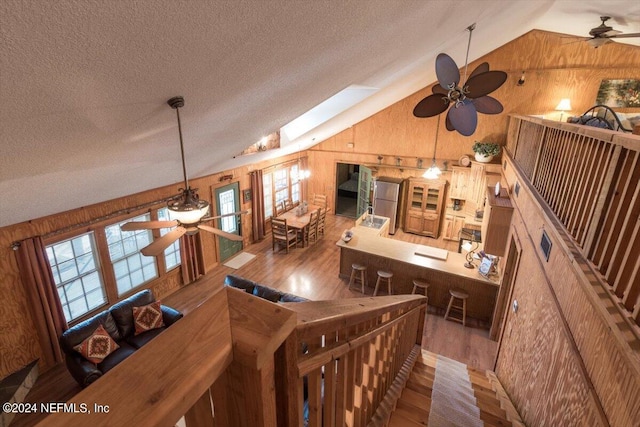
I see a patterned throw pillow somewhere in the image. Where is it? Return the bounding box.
[133,301,165,335]
[74,324,120,364]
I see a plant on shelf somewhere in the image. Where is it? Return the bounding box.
[472,141,501,163]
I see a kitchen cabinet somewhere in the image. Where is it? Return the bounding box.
[481,186,514,256]
[443,214,466,241]
[463,162,502,216]
[404,178,445,237]
[449,166,470,200]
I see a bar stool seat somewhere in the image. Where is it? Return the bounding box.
[444,288,469,326]
[373,270,393,296]
[412,279,430,302]
[348,264,367,293]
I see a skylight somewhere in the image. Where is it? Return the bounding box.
[281,85,378,141]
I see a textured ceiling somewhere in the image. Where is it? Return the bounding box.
[1,0,639,227]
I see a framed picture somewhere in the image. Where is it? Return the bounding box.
[478,257,493,276]
[242,189,252,203]
[595,79,640,108]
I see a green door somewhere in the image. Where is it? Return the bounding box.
[215,182,243,262]
[356,165,372,218]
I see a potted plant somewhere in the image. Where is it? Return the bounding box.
[472,142,501,163]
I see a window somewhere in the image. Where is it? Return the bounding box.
[262,161,302,219]
[46,232,106,322]
[158,207,181,271]
[263,173,273,220]
[105,213,158,296]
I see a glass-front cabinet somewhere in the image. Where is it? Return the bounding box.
[404,178,445,237]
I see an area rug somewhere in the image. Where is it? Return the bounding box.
[223,252,257,269]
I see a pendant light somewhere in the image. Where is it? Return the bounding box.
[423,114,443,179]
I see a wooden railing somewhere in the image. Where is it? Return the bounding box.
[35,288,426,426]
[275,295,427,427]
[507,115,640,326]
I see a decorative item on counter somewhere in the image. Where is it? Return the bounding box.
[472,141,501,163]
[458,155,471,167]
[495,181,501,196]
[462,240,479,269]
[341,230,354,242]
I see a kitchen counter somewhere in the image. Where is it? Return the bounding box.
[337,231,500,323]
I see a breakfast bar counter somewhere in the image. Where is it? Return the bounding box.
[337,231,500,323]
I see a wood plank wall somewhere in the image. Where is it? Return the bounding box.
[0,153,300,379]
[497,152,640,427]
[307,30,640,208]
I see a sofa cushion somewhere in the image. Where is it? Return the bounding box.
[60,311,121,354]
[97,342,137,374]
[126,327,166,349]
[110,289,156,338]
[224,274,257,294]
[133,301,164,335]
[253,285,282,303]
[73,324,120,364]
[279,292,309,303]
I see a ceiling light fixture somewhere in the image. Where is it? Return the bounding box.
[423,115,443,179]
[166,96,210,227]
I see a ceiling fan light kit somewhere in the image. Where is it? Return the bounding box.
[121,96,245,256]
[584,16,640,48]
[413,23,507,137]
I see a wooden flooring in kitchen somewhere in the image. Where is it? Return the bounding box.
[10,212,497,427]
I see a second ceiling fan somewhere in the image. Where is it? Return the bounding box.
[121,96,245,257]
[413,24,507,136]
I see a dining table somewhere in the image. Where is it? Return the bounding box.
[276,204,321,247]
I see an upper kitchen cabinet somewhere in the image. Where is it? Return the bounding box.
[404,178,445,238]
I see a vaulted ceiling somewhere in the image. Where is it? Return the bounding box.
[1,0,639,227]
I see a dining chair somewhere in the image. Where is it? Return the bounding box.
[275,201,285,216]
[284,198,293,211]
[271,217,297,253]
[298,209,319,246]
[317,207,326,237]
[312,194,327,209]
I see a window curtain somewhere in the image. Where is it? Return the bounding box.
[250,170,266,242]
[14,237,67,368]
[180,233,204,285]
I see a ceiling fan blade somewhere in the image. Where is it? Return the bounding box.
[445,113,455,131]
[140,227,186,257]
[197,224,243,241]
[448,100,478,137]
[468,62,489,80]
[121,220,178,231]
[609,32,640,38]
[602,29,623,37]
[202,210,249,221]
[472,96,504,115]
[465,71,508,98]
[435,53,460,88]
[432,84,448,95]
[413,94,450,118]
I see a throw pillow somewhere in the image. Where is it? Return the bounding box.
[74,324,120,364]
[133,301,165,335]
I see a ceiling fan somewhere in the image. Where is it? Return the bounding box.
[413,24,507,136]
[582,16,640,48]
[121,96,245,257]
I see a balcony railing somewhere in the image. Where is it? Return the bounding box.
[507,115,640,327]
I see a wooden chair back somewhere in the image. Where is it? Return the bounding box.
[284,199,293,211]
[317,207,326,237]
[312,194,327,209]
[271,217,297,253]
[275,201,285,216]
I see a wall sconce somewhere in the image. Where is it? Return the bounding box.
[377,155,383,165]
[555,98,572,122]
[417,158,423,169]
[395,157,402,166]
[517,71,525,86]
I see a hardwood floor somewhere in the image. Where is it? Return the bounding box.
[10,213,496,427]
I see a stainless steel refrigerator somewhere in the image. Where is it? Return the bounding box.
[373,177,403,235]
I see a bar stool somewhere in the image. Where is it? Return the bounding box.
[373,270,393,296]
[348,264,367,293]
[412,279,430,303]
[444,288,469,326]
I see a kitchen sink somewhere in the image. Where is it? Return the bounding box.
[361,216,385,229]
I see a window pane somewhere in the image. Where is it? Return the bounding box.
[106,214,158,296]
[158,207,181,271]
[46,232,106,322]
[263,173,273,219]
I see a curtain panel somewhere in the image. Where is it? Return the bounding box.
[15,237,68,368]
[250,170,266,242]
[180,233,204,285]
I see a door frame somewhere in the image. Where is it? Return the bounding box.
[214,182,243,262]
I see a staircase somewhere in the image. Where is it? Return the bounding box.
[386,349,524,427]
